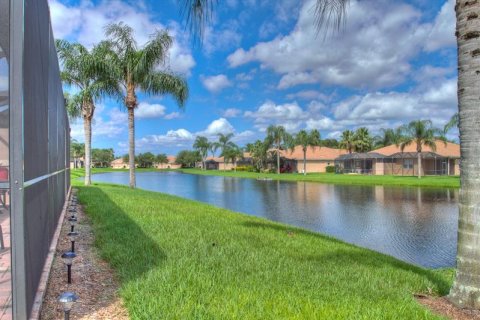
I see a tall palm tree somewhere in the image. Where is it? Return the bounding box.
[294,129,321,175]
[155,154,169,168]
[374,127,403,148]
[57,40,120,185]
[399,120,445,179]
[339,130,355,154]
[266,125,291,174]
[193,136,210,170]
[102,22,188,188]
[223,145,243,171]
[214,133,235,171]
[182,0,480,308]
[353,127,373,153]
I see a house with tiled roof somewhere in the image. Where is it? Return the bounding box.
[280,146,348,173]
[155,156,181,169]
[335,140,460,176]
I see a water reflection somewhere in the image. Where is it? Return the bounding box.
[91,172,458,268]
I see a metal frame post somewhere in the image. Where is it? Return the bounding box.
[10,0,28,318]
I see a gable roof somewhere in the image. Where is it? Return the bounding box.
[373,140,460,158]
[281,146,348,161]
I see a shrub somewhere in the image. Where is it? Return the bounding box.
[326,165,335,173]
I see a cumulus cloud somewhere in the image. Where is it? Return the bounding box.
[135,102,182,119]
[200,74,232,93]
[48,0,195,75]
[227,0,455,90]
[70,107,127,142]
[424,0,456,51]
[222,108,242,118]
[244,101,310,131]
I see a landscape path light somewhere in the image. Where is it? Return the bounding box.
[68,231,78,252]
[58,292,79,320]
[61,251,76,284]
[69,216,77,232]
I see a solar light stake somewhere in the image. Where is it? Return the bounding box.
[61,252,76,284]
[68,232,78,253]
[69,217,77,232]
[58,292,78,320]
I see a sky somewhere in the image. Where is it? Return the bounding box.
[49,0,458,157]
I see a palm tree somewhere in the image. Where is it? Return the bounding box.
[399,120,445,179]
[444,112,459,134]
[223,145,243,171]
[57,40,120,185]
[155,154,169,168]
[353,127,373,152]
[102,22,188,188]
[294,129,321,175]
[374,127,403,148]
[70,139,85,169]
[250,139,270,172]
[339,130,355,154]
[193,136,210,170]
[183,0,480,308]
[214,133,235,171]
[266,125,292,174]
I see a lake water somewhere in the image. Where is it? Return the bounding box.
[91,171,458,268]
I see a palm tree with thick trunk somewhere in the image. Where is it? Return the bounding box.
[266,125,291,174]
[182,0,480,309]
[193,136,210,170]
[102,23,188,188]
[57,40,120,185]
[339,129,355,154]
[213,133,235,171]
[294,129,321,175]
[399,120,445,179]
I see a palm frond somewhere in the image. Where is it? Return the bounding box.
[140,72,188,108]
[179,0,217,42]
[135,30,173,77]
[313,0,350,34]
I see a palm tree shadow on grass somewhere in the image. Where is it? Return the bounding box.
[241,220,452,294]
[77,186,166,284]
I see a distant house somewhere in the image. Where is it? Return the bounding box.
[280,146,348,173]
[335,140,460,176]
[203,153,253,170]
[155,156,181,169]
[111,158,128,169]
[70,157,84,169]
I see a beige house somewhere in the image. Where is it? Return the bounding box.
[280,146,348,173]
[111,158,128,169]
[335,140,460,176]
[202,153,253,170]
[155,156,181,169]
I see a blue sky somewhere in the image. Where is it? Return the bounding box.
[49,0,457,157]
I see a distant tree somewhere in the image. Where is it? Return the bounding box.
[137,152,156,168]
[193,136,210,170]
[266,125,292,174]
[92,148,115,167]
[374,128,403,148]
[321,138,339,148]
[156,154,169,167]
[223,145,243,171]
[399,120,446,179]
[70,139,85,168]
[122,153,130,163]
[176,150,201,168]
[213,133,235,171]
[249,140,270,172]
[339,130,355,154]
[353,127,373,152]
[294,129,321,175]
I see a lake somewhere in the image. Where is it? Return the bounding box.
[91,171,458,268]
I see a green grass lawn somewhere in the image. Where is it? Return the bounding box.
[73,175,454,319]
[181,168,460,188]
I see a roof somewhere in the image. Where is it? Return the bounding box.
[373,140,460,158]
[205,152,251,163]
[111,158,125,164]
[281,146,348,161]
[336,152,386,160]
[167,156,176,164]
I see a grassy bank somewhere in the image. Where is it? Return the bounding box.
[181,168,460,188]
[73,178,453,319]
[70,167,171,180]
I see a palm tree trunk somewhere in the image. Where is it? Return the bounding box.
[448,0,480,309]
[303,149,307,175]
[83,117,92,186]
[128,107,136,188]
[417,152,421,179]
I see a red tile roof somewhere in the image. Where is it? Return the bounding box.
[373,140,460,158]
[281,146,348,160]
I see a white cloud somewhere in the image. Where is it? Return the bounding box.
[286,90,332,102]
[200,74,232,93]
[70,107,126,142]
[424,0,456,51]
[227,0,455,90]
[136,102,167,119]
[48,0,195,75]
[244,101,310,131]
[222,108,242,118]
[200,118,235,136]
[203,24,242,55]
